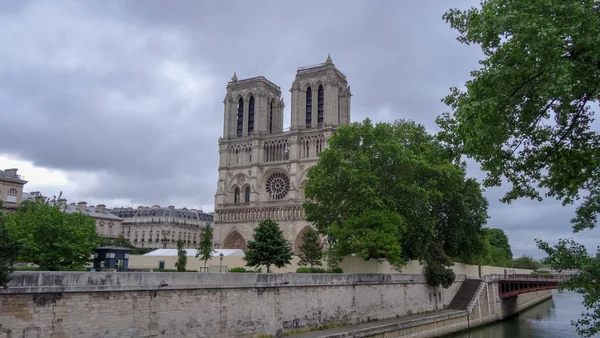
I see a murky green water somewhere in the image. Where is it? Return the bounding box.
[449,290,599,338]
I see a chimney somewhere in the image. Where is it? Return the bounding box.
[4,168,18,177]
[168,205,175,210]
[96,204,106,213]
[57,198,67,209]
[77,201,87,213]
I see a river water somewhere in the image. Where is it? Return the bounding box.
[448,290,600,338]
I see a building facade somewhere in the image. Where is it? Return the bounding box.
[0,168,28,211]
[214,55,351,253]
[110,205,214,249]
[58,200,125,239]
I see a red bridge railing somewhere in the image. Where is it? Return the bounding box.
[486,274,572,299]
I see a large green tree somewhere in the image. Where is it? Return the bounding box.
[483,228,513,267]
[304,119,489,287]
[438,0,600,334]
[244,219,293,273]
[0,201,21,287]
[5,199,99,271]
[196,223,214,271]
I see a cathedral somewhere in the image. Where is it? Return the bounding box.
[213,55,351,254]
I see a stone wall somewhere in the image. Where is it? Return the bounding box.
[0,272,465,338]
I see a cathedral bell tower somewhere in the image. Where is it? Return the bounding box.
[222,74,284,138]
[290,54,351,130]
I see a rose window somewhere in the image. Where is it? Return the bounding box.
[265,172,290,200]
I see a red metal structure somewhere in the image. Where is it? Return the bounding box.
[492,274,571,299]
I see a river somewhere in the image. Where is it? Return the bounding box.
[448,290,599,338]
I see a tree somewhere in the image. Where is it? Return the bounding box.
[537,239,600,337]
[101,235,134,248]
[304,119,489,287]
[439,1,600,334]
[5,199,99,271]
[174,239,187,272]
[243,219,293,273]
[298,228,323,268]
[0,201,21,287]
[438,1,600,233]
[512,254,541,270]
[195,223,214,271]
[480,228,513,267]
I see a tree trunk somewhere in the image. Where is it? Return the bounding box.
[267,265,270,273]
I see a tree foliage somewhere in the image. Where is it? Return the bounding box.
[304,119,489,287]
[537,239,600,337]
[0,201,21,287]
[438,1,600,233]
[475,228,514,267]
[439,1,600,334]
[101,235,134,248]
[196,223,214,271]
[243,219,293,273]
[298,227,323,268]
[174,239,187,272]
[5,199,99,271]
[512,254,542,270]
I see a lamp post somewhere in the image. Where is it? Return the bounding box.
[219,252,224,272]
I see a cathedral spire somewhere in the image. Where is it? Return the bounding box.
[231,72,238,82]
[325,53,333,64]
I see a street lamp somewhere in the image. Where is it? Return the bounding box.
[219,252,224,272]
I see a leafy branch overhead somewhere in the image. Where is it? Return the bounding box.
[438,0,600,233]
[303,118,489,287]
[439,0,600,335]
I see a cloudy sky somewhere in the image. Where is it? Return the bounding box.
[0,0,595,258]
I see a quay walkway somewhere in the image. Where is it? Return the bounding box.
[288,309,466,338]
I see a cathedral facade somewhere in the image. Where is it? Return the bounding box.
[213,55,351,254]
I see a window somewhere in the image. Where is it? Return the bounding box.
[248,96,255,135]
[234,188,240,203]
[236,98,244,137]
[269,99,274,133]
[306,87,312,128]
[7,188,17,203]
[244,187,250,203]
[317,85,324,125]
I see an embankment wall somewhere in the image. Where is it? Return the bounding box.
[0,272,464,338]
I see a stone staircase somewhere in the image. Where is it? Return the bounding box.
[447,279,483,311]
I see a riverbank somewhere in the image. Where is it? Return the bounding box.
[288,287,553,338]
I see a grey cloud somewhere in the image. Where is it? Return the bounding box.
[1,0,593,256]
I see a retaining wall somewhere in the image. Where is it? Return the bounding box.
[0,272,465,338]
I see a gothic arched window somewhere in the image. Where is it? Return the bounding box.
[317,85,324,125]
[234,188,240,203]
[269,99,274,133]
[248,96,255,135]
[306,87,312,128]
[236,98,243,137]
[244,187,250,203]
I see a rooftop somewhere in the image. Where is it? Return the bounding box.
[227,75,281,92]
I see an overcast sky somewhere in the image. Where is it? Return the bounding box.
[0,0,596,258]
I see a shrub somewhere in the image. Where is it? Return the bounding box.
[229,267,247,272]
[296,267,340,273]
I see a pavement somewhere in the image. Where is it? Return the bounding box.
[286,309,466,338]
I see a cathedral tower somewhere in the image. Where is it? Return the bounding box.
[222,75,284,138]
[214,56,351,255]
[290,54,351,129]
